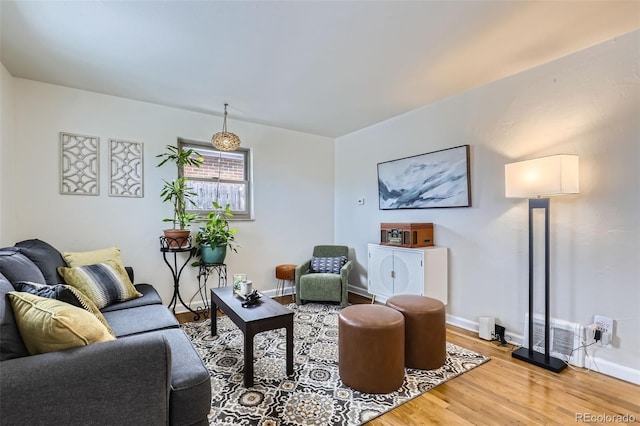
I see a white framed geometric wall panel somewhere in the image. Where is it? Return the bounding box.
[60,132,100,196]
[109,139,144,198]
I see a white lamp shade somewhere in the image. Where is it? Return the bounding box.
[505,154,579,198]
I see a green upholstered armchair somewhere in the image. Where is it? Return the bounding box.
[295,245,352,308]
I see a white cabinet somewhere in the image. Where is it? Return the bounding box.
[367,244,448,305]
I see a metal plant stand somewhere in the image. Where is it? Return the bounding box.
[196,262,227,318]
[159,236,200,321]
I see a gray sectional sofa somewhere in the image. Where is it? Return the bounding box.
[0,239,211,426]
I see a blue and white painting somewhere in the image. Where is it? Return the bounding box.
[378,145,471,209]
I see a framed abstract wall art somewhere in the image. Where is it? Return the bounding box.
[109,139,144,198]
[378,144,471,209]
[60,132,100,195]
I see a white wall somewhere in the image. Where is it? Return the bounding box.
[335,30,640,381]
[0,63,15,245]
[7,79,335,306]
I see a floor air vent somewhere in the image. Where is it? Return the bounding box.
[524,314,585,367]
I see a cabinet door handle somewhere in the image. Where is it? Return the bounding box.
[391,270,395,279]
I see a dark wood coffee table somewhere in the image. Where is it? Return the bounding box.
[210,286,294,387]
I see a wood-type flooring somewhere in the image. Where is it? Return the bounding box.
[176,293,640,425]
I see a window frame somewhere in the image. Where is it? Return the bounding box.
[178,138,253,221]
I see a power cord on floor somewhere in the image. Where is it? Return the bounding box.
[562,340,598,372]
[506,335,542,353]
[489,331,513,349]
[562,329,602,372]
[510,335,599,372]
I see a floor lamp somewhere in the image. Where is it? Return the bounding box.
[505,154,579,373]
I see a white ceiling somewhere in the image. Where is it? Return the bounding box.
[1,1,638,137]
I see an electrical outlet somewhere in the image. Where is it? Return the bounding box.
[594,315,613,347]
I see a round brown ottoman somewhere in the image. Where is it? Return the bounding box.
[338,304,405,394]
[275,264,296,300]
[386,295,446,370]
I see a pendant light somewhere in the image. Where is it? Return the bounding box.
[211,103,241,151]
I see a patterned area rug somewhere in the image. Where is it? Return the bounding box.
[181,303,489,426]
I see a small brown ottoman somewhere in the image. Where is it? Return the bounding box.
[275,264,296,300]
[338,304,405,394]
[386,295,446,370]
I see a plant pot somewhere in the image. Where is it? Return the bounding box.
[201,244,227,264]
[163,229,191,248]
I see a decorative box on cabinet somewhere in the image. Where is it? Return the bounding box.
[367,243,448,305]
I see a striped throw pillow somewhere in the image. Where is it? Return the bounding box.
[58,260,141,309]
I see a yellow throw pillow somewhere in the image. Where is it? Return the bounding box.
[64,285,116,336]
[58,260,142,309]
[62,246,123,268]
[12,281,115,337]
[8,291,115,355]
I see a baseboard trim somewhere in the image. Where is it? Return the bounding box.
[583,355,640,385]
[446,313,640,385]
[347,285,374,300]
[445,314,521,344]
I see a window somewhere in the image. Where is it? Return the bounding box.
[178,138,252,220]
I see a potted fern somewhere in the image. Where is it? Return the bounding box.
[156,145,203,247]
[192,202,238,265]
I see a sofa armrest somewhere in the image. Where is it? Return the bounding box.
[125,266,134,283]
[295,260,311,301]
[340,259,353,282]
[0,334,171,426]
[340,260,353,307]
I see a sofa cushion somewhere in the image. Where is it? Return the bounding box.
[300,273,343,301]
[123,328,211,426]
[100,283,162,312]
[58,261,142,309]
[8,291,115,355]
[14,281,115,337]
[62,246,124,268]
[310,256,347,274]
[14,239,66,285]
[102,304,179,337]
[0,251,46,285]
[0,273,29,360]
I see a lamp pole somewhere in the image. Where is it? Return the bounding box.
[512,197,566,372]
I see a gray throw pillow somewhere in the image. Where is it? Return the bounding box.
[14,239,66,285]
[14,281,85,307]
[0,273,29,360]
[0,251,46,286]
[310,256,347,274]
